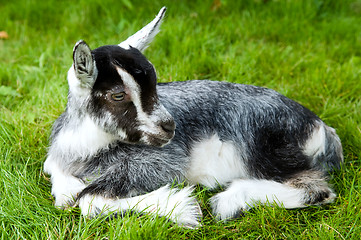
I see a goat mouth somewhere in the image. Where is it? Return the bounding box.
[142,133,174,147]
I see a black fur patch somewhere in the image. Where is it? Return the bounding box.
[92,45,158,113]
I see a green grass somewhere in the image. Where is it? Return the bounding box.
[1,0,361,239]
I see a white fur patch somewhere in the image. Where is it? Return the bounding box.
[78,185,202,228]
[185,134,248,188]
[44,159,86,208]
[303,122,326,159]
[210,179,305,220]
[49,114,117,161]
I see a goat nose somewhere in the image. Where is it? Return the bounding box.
[161,120,176,134]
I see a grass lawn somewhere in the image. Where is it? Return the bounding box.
[1,0,361,239]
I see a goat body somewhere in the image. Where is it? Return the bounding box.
[44,7,343,228]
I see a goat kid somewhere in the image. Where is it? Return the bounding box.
[44,7,343,228]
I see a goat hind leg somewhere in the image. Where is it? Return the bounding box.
[210,170,336,221]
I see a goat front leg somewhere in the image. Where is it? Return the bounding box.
[76,170,202,228]
[44,158,86,208]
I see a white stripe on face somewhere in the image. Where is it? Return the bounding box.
[115,66,173,142]
[115,66,153,125]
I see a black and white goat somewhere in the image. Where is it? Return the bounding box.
[44,7,343,228]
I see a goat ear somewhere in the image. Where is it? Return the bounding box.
[73,40,96,88]
[119,7,167,52]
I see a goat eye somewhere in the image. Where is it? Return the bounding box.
[111,92,125,101]
[134,69,142,74]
